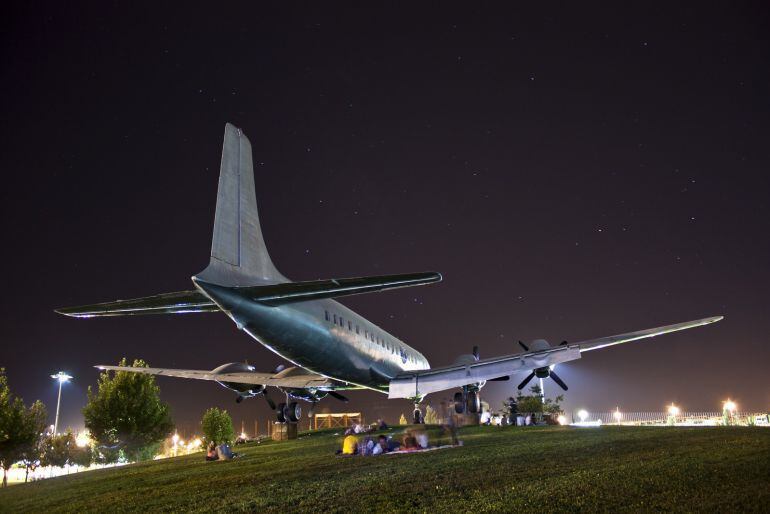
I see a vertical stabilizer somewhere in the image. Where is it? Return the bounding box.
[195,123,287,286]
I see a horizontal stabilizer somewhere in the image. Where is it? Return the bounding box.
[55,290,219,318]
[224,271,442,305]
[94,364,336,389]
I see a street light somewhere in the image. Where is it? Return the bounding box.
[613,408,623,424]
[578,409,588,422]
[50,372,73,435]
[723,399,737,414]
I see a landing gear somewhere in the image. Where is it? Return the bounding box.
[287,402,301,423]
[466,391,480,414]
[408,396,424,424]
[275,401,302,423]
[454,392,464,414]
[236,395,244,403]
[453,388,480,414]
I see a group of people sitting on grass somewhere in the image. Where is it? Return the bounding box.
[337,426,440,456]
[205,441,240,461]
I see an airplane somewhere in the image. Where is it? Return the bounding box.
[57,123,723,424]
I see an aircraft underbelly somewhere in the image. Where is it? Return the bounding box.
[234,301,401,389]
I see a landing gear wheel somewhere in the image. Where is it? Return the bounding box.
[236,395,244,404]
[466,391,480,414]
[287,402,301,423]
[276,402,287,423]
[413,408,422,424]
[454,392,465,414]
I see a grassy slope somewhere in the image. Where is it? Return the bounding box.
[1,426,769,513]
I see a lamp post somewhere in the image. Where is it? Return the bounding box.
[50,372,73,435]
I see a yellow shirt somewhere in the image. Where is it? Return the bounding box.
[342,435,358,454]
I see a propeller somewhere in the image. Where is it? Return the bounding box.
[549,370,568,390]
[517,367,569,391]
[518,341,529,351]
[472,345,480,361]
[517,371,536,390]
[328,391,349,403]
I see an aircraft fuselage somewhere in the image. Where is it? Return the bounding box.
[194,279,430,392]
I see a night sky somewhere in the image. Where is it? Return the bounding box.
[2,4,769,435]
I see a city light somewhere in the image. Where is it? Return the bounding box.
[578,409,588,422]
[51,372,73,384]
[667,403,680,417]
[557,415,568,425]
[240,431,248,440]
[172,433,180,445]
[50,371,73,435]
[613,408,623,423]
[723,399,737,414]
[75,431,90,448]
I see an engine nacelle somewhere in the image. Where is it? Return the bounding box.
[212,362,266,398]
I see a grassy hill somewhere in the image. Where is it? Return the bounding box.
[1,425,768,512]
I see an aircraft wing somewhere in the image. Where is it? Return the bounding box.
[94,365,337,389]
[216,271,442,306]
[388,316,723,399]
[57,272,441,317]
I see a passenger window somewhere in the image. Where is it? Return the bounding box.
[325,310,329,321]
[333,314,337,324]
[356,325,359,334]
[348,321,352,331]
[340,317,344,327]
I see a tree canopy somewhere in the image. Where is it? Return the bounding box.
[513,384,564,421]
[201,407,234,445]
[0,369,48,487]
[41,430,92,469]
[82,359,173,463]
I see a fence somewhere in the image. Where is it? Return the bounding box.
[313,412,363,430]
[569,411,769,427]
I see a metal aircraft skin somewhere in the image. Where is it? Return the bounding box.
[57,123,722,419]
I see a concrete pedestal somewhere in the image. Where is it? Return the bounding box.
[455,413,480,427]
[272,422,298,441]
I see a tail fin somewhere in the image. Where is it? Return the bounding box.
[195,123,287,286]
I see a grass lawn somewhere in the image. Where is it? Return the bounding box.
[1,425,768,512]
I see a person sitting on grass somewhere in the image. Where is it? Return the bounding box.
[372,435,389,455]
[401,434,420,451]
[216,442,239,460]
[205,442,219,461]
[341,433,358,455]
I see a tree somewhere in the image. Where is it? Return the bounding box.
[71,442,93,469]
[399,413,408,425]
[0,370,48,487]
[515,385,564,423]
[423,405,439,424]
[200,407,234,445]
[83,359,174,463]
[41,430,75,468]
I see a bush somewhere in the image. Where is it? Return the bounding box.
[201,408,234,445]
